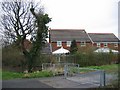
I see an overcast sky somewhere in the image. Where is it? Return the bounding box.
[40,0,119,37]
[0,0,119,38]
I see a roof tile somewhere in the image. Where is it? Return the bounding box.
[50,29,91,42]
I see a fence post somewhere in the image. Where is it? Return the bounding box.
[77,64,80,74]
[100,70,106,87]
[64,64,67,79]
[53,64,55,76]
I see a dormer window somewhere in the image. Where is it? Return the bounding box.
[66,41,71,47]
[81,41,86,47]
[97,43,101,47]
[57,41,62,47]
[104,43,108,47]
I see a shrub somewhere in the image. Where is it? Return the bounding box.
[66,52,118,67]
[2,45,26,72]
[22,71,53,78]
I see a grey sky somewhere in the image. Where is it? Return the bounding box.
[0,0,119,38]
[41,0,119,37]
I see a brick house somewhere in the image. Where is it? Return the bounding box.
[88,33,120,50]
[49,29,120,52]
[49,29,92,52]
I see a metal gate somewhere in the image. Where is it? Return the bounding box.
[64,64,106,87]
[42,63,106,87]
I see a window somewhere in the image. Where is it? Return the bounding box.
[81,41,86,47]
[66,41,71,47]
[57,41,62,47]
[104,43,108,47]
[97,43,101,47]
[114,43,118,47]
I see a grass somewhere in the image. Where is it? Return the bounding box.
[1,64,119,80]
[2,70,24,80]
[23,71,53,78]
[68,64,119,74]
[2,70,53,80]
[85,64,119,74]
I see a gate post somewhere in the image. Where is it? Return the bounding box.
[53,64,55,76]
[64,64,67,79]
[77,64,80,74]
[100,70,106,87]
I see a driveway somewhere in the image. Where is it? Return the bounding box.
[2,76,99,88]
[2,78,53,88]
[2,73,117,88]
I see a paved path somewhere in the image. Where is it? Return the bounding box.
[2,73,117,88]
[2,76,99,88]
[2,78,53,88]
[39,76,99,88]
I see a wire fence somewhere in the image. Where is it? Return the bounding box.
[42,63,106,87]
[42,63,78,76]
[65,66,106,87]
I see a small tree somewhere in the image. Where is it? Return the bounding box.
[70,40,78,54]
[1,1,51,72]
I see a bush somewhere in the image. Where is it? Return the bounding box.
[23,71,53,78]
[2,45,26,72]
[66,52,118,67]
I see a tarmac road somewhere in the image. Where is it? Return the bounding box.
[2,73,117,89]
[2,76,99,89]
[2,78,53,88]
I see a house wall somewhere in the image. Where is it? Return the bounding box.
[92,43,119,50]
[51,41,120,52]
[51,42,92,52]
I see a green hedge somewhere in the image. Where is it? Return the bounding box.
[66,52,119,67]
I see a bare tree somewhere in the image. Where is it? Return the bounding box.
[1,0,51,72]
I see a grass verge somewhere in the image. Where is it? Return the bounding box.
[1,64,119,80]
[2,70,53,80]
[85,64,119,74]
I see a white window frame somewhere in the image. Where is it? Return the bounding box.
[66,41,71,47]
[97,43,101,47]
[114,43,118,47]
[81,41,86,47]
[57,41,62,47]
[104,43,108,47]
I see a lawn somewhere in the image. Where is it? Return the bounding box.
[1,64,119,80]
[2,70,53,80]
[68,64,119,74]
[2,70,23,80]
[85,64,119,74]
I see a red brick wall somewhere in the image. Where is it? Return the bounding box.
[92,43,119,50]
[51,42,92,52]
[51,42,119,52]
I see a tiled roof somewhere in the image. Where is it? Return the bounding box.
[49,29,91,42]
[88,33,119,42]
